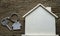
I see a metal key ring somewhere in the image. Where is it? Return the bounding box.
[10,13,19,22]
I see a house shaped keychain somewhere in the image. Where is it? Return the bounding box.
[12,20,21,30]
[10,13,22,30]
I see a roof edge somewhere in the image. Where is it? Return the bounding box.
[22,3,42,18]
[22,3,58,18]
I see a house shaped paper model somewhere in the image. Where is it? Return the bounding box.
[22,3,59,36]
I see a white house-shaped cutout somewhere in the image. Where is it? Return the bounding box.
[22,3,58,35]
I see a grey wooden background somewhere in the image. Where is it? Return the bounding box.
[0,0,60,36]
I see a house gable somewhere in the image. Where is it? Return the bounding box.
[23,3,58,18]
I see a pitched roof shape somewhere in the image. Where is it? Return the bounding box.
[23,3,58,18]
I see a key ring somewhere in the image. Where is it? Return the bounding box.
[10,13,19,22]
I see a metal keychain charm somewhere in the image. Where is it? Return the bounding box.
[10,13,22,30]
[1,13,21,30]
